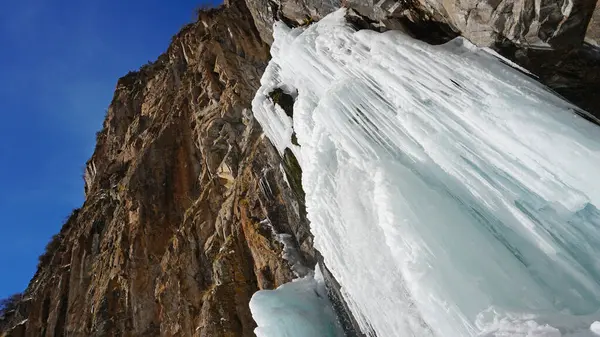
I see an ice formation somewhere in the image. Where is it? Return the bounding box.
[250,269,344,337]
[252,8,600,337]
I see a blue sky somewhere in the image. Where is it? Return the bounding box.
[0,0,220,299]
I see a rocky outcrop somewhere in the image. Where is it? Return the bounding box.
[414,0,598,47]
[1,0,315,336]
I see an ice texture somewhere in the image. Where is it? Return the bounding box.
[250,271,344,337]
[252,9,600,337]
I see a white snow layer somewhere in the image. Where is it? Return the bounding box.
[250,269,344,337]
[252,8,600,337]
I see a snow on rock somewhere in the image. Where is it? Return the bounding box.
[250,270,344,337]
[253,8,600,337]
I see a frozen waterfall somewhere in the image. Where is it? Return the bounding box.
[251,8,600,337]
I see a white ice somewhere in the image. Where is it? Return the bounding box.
[252,8,600,337]
[250,269,344,337]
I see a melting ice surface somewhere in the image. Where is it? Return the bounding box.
[252,8,600,337]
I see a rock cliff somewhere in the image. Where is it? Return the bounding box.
[1,1,313,336]
[1,0,599,336]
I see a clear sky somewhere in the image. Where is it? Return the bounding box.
[0,0,220,299]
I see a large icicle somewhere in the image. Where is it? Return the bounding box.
[250,269,344,337]
[253,9,600,337]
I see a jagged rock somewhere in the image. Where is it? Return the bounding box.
[410,0,599,47]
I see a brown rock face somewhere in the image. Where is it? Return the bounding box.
[1,0,314,336]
